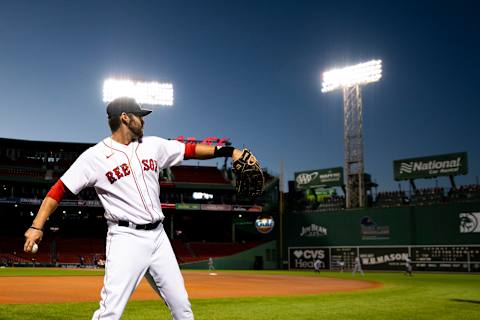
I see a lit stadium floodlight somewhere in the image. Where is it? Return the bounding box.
[103,78,174,106]
[321,59,382,93]
[321,59,383,209]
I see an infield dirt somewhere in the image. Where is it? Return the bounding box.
[1,271,381,304]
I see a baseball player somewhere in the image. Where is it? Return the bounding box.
[208,257,215,273]
[23,97,248,320]
[352,256,364,276]
[404,255,413,276]
[313,259,322,273]
[337,260,345,272]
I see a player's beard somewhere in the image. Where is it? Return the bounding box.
[127,118,144,143]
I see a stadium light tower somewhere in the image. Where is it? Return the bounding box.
[103,78,174,106]
[322,59,382,208]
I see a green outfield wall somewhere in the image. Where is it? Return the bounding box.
[180,240,278,270]
[285,202,480,272]
[181,203,480,271]
[286,202,480,247]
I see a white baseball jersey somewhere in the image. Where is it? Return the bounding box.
[405,257,412,268]
[61,136,184,225]
[352,257,364,276]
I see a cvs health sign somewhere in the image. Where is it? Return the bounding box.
[288,247,330,270]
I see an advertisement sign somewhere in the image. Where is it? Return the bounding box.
[233,205,262,212]
[200,204,232,211]
[459,212,480,233]
[288,245,480,272]
[255,215,275,234]
[289,247,330,270]
[294,167,343,190]
[359,247,409,270]
[360,216,390,240]
[300,224,328,237]
[176,203,201,210]
[394,152,468,181]
[19,198,42,205]
[0,198,15,204]
[20,198,103,207]
[305,188,336,203]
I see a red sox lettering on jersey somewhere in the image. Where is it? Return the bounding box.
[61,136,184,226]
[106,159,158,184]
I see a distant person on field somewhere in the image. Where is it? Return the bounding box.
[404,256,413,276]
[208,257,215,272]
[352,256,364,276]
[314,259,322,273]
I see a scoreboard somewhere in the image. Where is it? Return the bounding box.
[412,246,480,272]
[330,247,357,270]
[288,245,480,272]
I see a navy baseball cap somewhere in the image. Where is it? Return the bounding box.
[106,97,152,118]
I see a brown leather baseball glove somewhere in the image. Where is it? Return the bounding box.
[232,149,264,198]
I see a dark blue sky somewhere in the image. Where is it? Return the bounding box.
[0,0,478,191]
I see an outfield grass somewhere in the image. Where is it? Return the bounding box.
[1,268,479,319]
[0,267,105,277]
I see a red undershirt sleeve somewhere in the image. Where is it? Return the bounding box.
[46,179,68,203]
[184,143,196,160]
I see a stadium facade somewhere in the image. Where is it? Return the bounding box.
[1,137,479,272]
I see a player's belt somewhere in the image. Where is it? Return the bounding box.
[117,220,161,230]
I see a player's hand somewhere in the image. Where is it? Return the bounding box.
[232,149,243,161]
[24,227,43,252]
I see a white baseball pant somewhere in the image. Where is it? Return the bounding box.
[92,222,193,319]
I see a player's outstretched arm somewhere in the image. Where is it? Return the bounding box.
[185,144,242,161]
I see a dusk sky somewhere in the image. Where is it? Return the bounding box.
[0,0,478,191]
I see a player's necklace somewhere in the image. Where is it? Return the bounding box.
[106,136,114,158]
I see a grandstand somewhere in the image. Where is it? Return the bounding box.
[2,136,478,272]
[170,165,230,185]
[288,184,480,213]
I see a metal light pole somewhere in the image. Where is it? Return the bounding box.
[322,60,382,208]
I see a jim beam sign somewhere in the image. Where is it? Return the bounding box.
[394,152,468,181]
[295,167,343,190]
[289,247,330,270]
[300,224,328,237]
